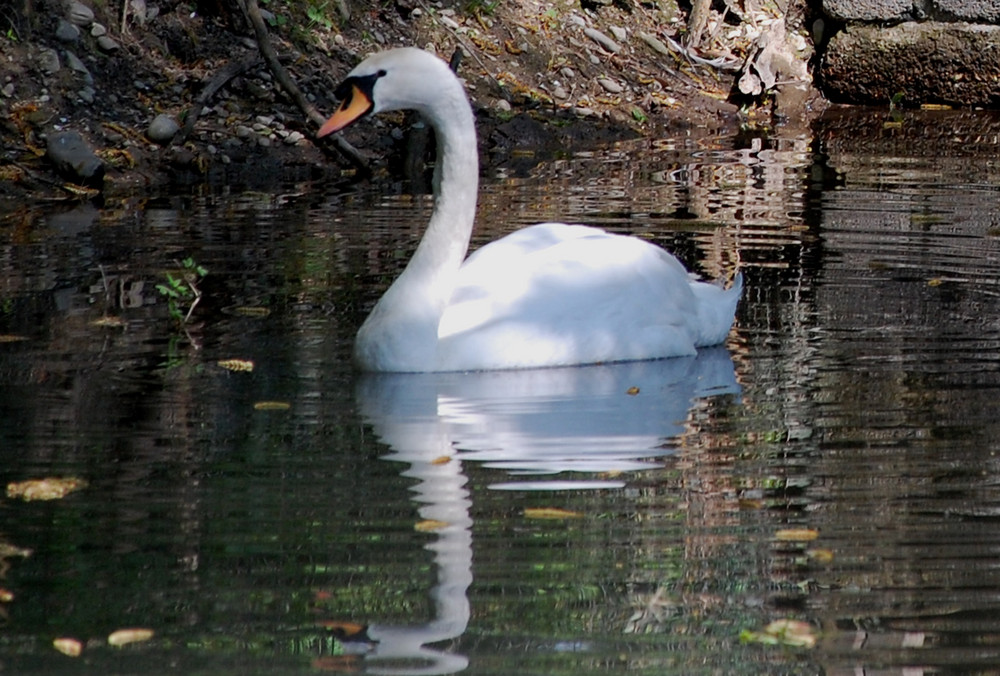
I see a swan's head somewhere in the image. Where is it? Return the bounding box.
[317,48,458,138]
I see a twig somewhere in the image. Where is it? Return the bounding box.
[235,0,368,173]
[173,53,262,146]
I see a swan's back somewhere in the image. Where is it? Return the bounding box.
[436,223,741,371]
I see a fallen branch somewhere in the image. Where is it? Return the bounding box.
[235,0,368,173]
[174,53,262,146]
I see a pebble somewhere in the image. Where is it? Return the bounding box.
[64,51,93,84]
[37,48,61,74]
[46,130,104,187]
[90,22,107,37]
[439,15,459,30]
[283,131,304,145]
[597,77,623,94]
[637,31,670,56]
[560,67,575,79]
[495,98,512,113]
[77,86,95,103]
[552,86,569,100]
[55,19,80,43]
[609,25,627,42]
[67,0,95,27]
[147,113,180,144]
[235,125,254,139]
[97,35,120,52]
[583,27,621,54]
[1,83,14,97]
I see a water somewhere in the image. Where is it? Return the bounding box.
[3,108,1000,674]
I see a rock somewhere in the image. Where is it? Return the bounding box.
[77,86,95,103]
[37,47,61,74]
[97,36,120,52]
[552,86,569,100]
[90,22,106,37]
[597,77,623,94]
[55,18,80,42]
[934,0,1000,21]
[560,67,575,79]
[63,51,93,84]
[67,0,95,27]
[1,83,14,97]
[495,98,512,112]
[822,22,1000,105]
[609,25,627,42]
[235,125,254,139]
[46,130,105,188]
[583,27,621,53]
[283,131,304,145]
[146,113,180,144]
[638,31,670,56]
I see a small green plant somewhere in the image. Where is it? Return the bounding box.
[306,0,335,29]
[631,106,648,123]
[156,257,207,324]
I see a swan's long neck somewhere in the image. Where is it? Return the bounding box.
[355,77,479,372]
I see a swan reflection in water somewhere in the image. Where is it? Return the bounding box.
[346,348,740,674]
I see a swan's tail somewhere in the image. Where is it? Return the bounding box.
[691,270,743,347]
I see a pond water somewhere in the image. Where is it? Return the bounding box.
[3,108,1000,674]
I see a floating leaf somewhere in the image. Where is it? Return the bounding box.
[217,359,254,372]
[7,477,87,501]
[52,637,83,657]
[927,278,944,287]
[430,455,451,465]
[107,628,154,646]
[741,618,817,648]
[0,334,29,343]
[233,306,271,318]
[806,548,835,563]
[625,386,640,396]
[92,316,126,327]
[524,507,583,520]
[774,528,819,542]
[317,620,367,638]
[253,401,290,411]
[0,588,12,602]
[415,519,449,532]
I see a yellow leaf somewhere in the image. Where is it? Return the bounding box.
[927,278,944,287]
[774,528,819,542]
[0,588,12,602]
[806,548,835,563]
[524,507,583,520]
[217,359,254,372]
[107,628,154,646]
[52,638,83,657]
[415,519,449,532]
[7,477,87,501]
[625,386,640,396]
[233,306,271,318]
[430,455,451,465]
[0,334,29,343]
[92,316,127,327]
[763,619,817,648]
[253,401,291,411]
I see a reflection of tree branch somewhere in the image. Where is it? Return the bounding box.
[235,0,369,174]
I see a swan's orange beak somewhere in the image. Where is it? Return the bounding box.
[317,83,373,138]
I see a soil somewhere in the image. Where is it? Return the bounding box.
[0,0,823,203]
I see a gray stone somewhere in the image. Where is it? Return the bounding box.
[77,86,95,103]
[2,83,14,97]
[63,50,93,84]
[823,0,912,21]
[55,18,80,42]
[933,0,1000,21]
[90,22,107,36]
[46,130,105,188]
[638,31,670,56]
[37,47,61,74]
[597,77,623,94]
[551,86,569,100]
[583,28,621,54]
[822,22,1000,106]
[96,35,120,52]
[67,0,95,26]
[608,25,627,42]
[146,113,180,144]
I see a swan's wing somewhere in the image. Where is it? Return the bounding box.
[438,223,702,370]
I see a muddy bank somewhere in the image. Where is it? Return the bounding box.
[1,0,829,204]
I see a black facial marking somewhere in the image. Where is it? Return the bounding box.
[334,71,387,106]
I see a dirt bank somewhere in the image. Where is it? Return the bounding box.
[0,0,823,203]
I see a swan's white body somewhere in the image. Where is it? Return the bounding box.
[321,48,742,373]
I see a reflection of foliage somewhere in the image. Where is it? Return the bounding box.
[156,257,207,325]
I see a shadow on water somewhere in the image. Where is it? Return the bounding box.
[3,106,1000,673]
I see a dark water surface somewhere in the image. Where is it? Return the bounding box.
[3,109,1000,674]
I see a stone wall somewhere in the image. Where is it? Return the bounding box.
[819,0,1000,106]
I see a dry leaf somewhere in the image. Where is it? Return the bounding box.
[626,386,640,396]
[524,507,583,520]
[927,278,944,287]
[107,628,154,646]
[7,477,87,501]
[52,637,83,657]
[774,528,819,542]
[806,548,835,563]
[233,306,271,317]
[92,316,126,327]
[415,519,449,532]
[253,401,290,411]
[430,455,451,465]
[217,359,254,372]
[0,335,28,343]
[0,588,13,602]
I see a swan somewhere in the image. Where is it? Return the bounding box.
[318,47,742,372]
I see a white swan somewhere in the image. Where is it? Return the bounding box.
[318,47,742,373]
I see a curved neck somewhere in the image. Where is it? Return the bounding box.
[356,79,478,372]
